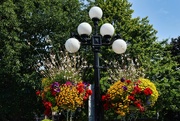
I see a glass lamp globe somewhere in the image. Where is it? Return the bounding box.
[89,6,103,19]
[77,22,92,36]
[100,23,115,36]
[112,39,127,54]
[65,38,80,53]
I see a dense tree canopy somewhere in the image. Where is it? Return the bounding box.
[0,0,85,120]
[169,36,180,68]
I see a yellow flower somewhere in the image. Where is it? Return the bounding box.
[124,105,128,108]
[106,81,132,116]
[116,110,125,116]
[55,82,90,111]
[138,78,159,106]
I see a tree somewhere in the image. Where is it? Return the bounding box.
[169,36,180,69]
[0,0,86,120]
[85,0,180,120]
[156,37,180,121]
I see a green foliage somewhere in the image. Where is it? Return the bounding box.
[141,40,180,120]
[167,36,180,82]
[42,119,52,121]
[155,78,180,111]
[169,36,180,65]
[0,0,85,120]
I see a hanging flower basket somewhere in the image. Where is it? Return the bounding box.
[36,79,92,117]
[55,81,92,111]
[102,78,159,116]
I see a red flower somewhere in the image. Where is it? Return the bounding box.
[36,90,41,96]
[77,82,84,88]
[102,95,106,101]
[128,95,135,101]
[83,96,88,101]
[77,82,85,93]
[136,103,141,108]
[83,90,92,101]
[102,94,110,101]
[134,100,141,108]
[126,80,131,84]
[51,90,57,96]
[134,100,145,112]
[77,87,84,93]
[139,106,145,112]
[44,108,51,116]
[103,103,109,110]
[85,93,89,97]
[43,101,52,109]
[133,86,141,94]
[86,89,93,95]
[144,88,153,95]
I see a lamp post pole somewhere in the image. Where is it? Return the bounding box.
[65,6,127,121]
[94,49,101,121]
[92,18,102,121]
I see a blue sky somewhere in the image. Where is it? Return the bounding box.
[128,0,180,41]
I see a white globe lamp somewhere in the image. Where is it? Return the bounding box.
[89,6,103,19]
[100,23,115,37]
[65,38,80,53]
[77,22,92,36]
[112,39,127,54]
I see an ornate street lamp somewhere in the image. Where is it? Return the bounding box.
[65,6,127,121]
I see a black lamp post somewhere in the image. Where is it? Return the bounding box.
[65,6,127,121]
